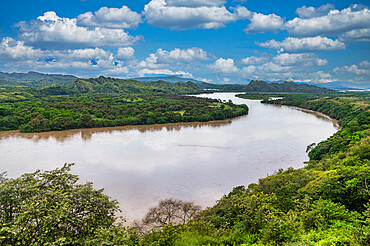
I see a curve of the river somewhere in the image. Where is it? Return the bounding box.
[0,93,339,222]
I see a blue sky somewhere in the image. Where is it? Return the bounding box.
[0,0,369,85]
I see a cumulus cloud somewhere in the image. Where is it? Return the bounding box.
[209,58,239,74]
[61,48,112,60]
[286,71,334,83]
[241,55,270,65]
[0,36,126,73]
[332,61,370,83]
[272,53,328,66]
[166,0,226,7]
[242,53,327,67]
[359,60,370,68]
[285,4,370,36]
[143,0,251,29]
[257,36,346,52]
[295,4,335,19]
[241,62,335,83]
[137,68,193,77]
[339,28,370,43]
[334,61,370,75]
[0,37,44,60]
[116,47,135,60]
[244,13,284,33]
[16,11,141,49]
[155,47,208,63]
[241,62,292,81]
[77,6,142,29]
[240,52,333,83]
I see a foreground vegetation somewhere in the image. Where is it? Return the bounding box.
[1,93,369,245]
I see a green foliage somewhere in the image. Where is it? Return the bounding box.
[60,76,203,95]
[0,164,138,245]
[0,93,248,132]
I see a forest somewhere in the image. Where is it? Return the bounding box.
[0,78,248,133]
[0,92,369,245]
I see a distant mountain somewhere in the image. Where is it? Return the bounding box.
[0,71,78,87]
[132,76,247,91]
[244,81,335,93]
[132,76,201,84]
[304,82,370,91]
[130,76,338,93]
[37,76,203,95]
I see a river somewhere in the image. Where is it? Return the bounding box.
[0,93,338,222]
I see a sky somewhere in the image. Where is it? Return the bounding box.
[0,0,369,85]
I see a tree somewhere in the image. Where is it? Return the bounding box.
[0,164,135,245]
[141,198,201,231]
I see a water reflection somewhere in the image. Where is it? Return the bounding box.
[0,93,338,223]
[0,119,233,143]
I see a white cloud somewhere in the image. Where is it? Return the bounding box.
[241,62,335,83]
[143,0,251,30]
[244,13,284,33]
[241,62,293,81]
[209,58,239,74]
[332,61,370,83]
[61,48,112,60]
[155,47,208,63]
[334,61,370,75]
[0,37,125,73]
[287,71,334,83]
[133,47,208,73]
[166,0,226,7]
[0,37,44,60]
[77,6,142,29]
[241,53,327,68]
[272,53,328,66]
[37,11,61,22]
[316,58,328,66]
[136,54,163,70]
[16,11,141,49]
[295,4,335,19]
[196,77,213,83]
[314,71,333,81]
[137,68,192,77]
[257,36,346,52]
[240,52,334,83]
[285,5,370,36]
[339,28,370,43]
[359,60,370,68]
[116,47,135,60]
[241,55,270,65]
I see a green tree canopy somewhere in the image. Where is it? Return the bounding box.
[0,164,137,245]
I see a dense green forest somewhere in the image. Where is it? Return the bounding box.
[0,92,248,133]
[0,75,253,133]
[1,93,368,245]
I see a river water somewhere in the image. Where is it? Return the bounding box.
[0,93,338,222]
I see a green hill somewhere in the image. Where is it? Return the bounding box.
[244,80,335,93]
[0,71,77,87]
[36,76,203,95]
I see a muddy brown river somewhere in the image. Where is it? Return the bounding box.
[0,93,339,222]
